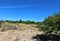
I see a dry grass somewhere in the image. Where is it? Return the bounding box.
[0,22,38,31]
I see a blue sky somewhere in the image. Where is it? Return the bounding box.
[0,0,60,22]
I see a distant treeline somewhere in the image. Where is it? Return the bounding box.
[0,20,42,25]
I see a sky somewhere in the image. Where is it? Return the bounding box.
[0,0,60,22]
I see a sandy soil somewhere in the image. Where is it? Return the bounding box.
[0,29,43,41]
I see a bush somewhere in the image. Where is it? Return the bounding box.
[39,12,60,34]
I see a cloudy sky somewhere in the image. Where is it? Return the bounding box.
[0,0,60,21]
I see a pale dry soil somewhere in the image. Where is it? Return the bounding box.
[0,29,43,41]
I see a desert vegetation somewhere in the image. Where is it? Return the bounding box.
[34,12,60,41]
[0,12,60,41]
[39,12,60,34]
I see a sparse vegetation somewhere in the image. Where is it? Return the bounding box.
[0,12,60,34]
[0,12,60,41]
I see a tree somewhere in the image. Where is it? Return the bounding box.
[25,20,31,24]
[18,19,23,23]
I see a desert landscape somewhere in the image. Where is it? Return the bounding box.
[0,22,43,41]
[0,0,60,41]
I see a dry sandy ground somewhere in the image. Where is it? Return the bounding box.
[0,29,43,41]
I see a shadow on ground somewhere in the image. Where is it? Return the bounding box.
[32,34,60,41]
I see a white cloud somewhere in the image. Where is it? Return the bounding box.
[17,4,32,8]
[0,4,32,8]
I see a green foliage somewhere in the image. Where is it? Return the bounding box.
[5,19,42,24]
[24,20,35,24]
[18,19,23,23]
[39,12,60,34]
[5,20,16,23]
